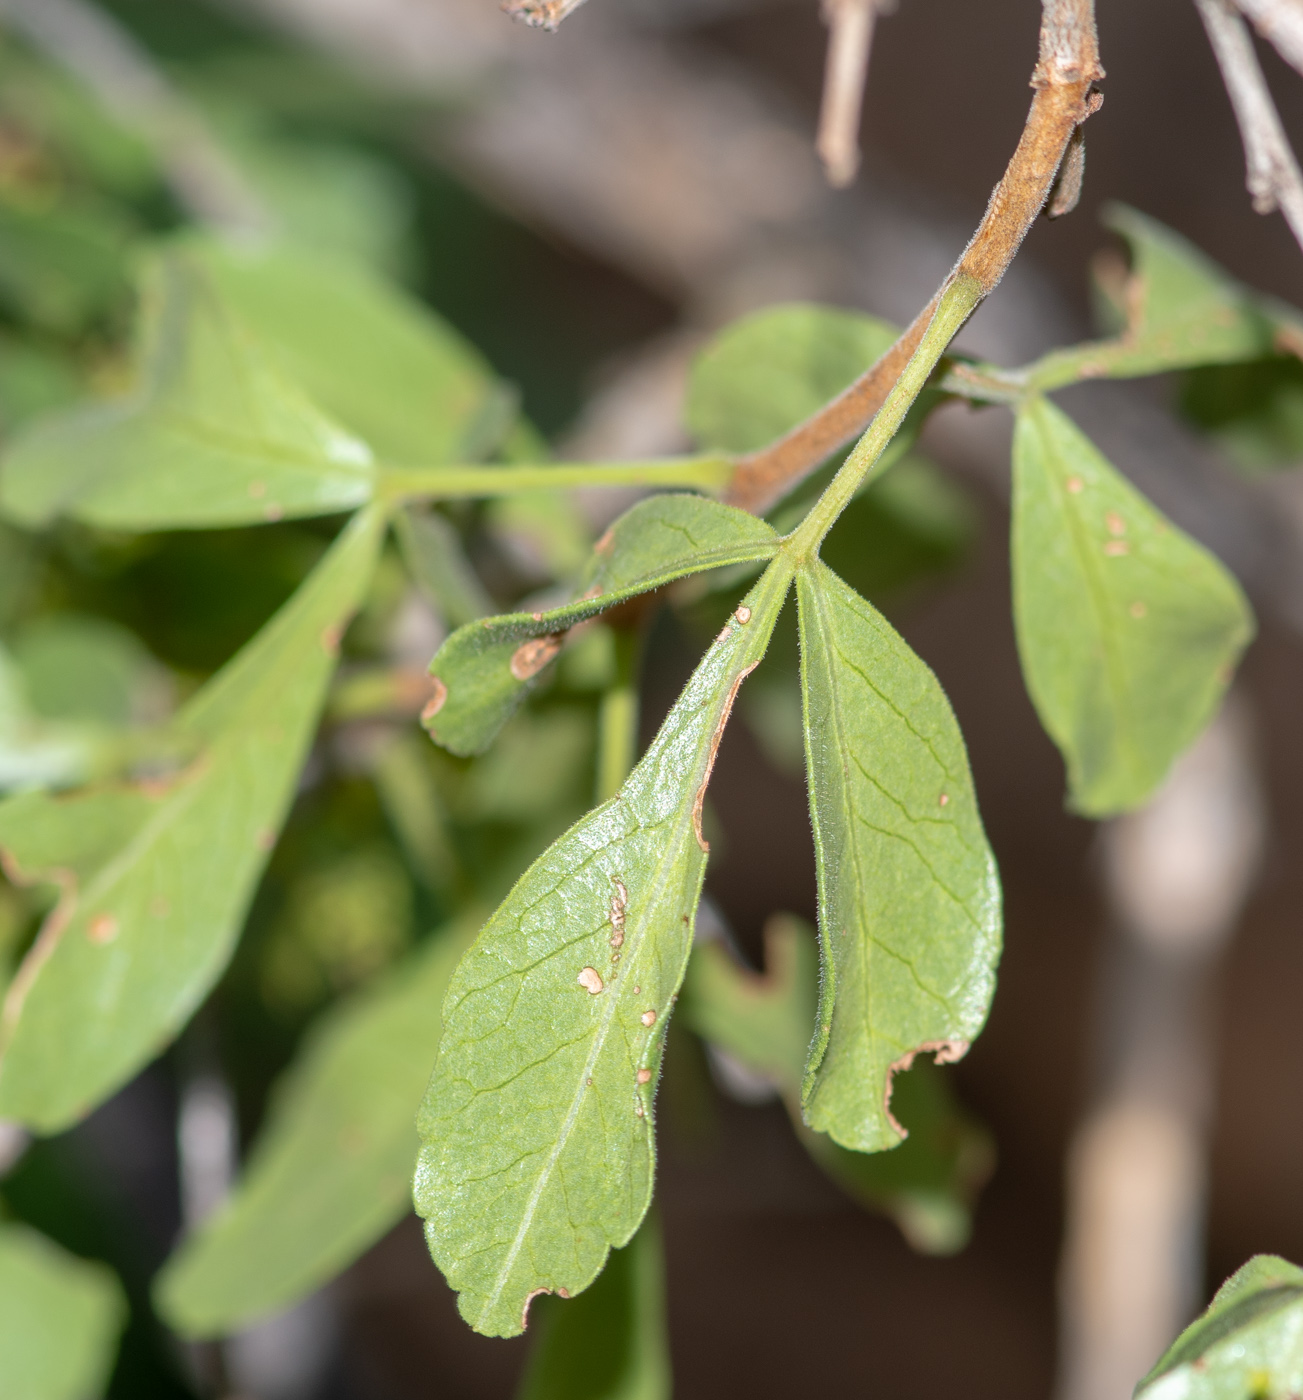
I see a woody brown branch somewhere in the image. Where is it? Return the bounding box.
[724,0,1103,517]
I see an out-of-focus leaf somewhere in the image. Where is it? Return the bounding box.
[1028,206,1276,390]
[0,198,134,335]
[682,916,993,1254]
[686,304,897,454]
[0,245,377,530]
[425,494,778,757]
[258,842,413,1015]
[0,508,384,1131]
[415,564,789,1337]
[0,339,83,437]
[459,707,592,823]
[1181,355,1303,472]
[192,239,502,465]
[516,1216,670,1400]
[155,922,471,1337]
[395,506,493,627]
[1135,1255,1303,1400]
[796,560,1000,1152]
[1012,396,1253,816]
[821,455,975,602]
[12,614,167,727]
[0,645,96,792]
[0,1222,126,1400]
[372,730,456,893]
[486,490,593,585]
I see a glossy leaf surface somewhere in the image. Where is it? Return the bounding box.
[415,564,788,1336]
[0,509,384,1130]
[0,244,376,530]
[1012,396,1253,816]
[797,561,1000,1152]
[157,922,470,1337]
[424,494,778,756]
[1135,1255,1303,1400]
[0,1223,126,1400]
[515,1217,670,1400]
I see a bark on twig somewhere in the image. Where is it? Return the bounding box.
[724,0,1103,515]
[816,0,894,189]
[1196,0,1303,254]
[502,0,589,32]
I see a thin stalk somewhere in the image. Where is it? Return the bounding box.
[379,456,733,503]
[787,274,983,560]
[596,628,642,802]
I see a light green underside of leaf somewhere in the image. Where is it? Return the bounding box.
[0,245,381,530]
[425,494,778,757]
[796,560,1000,1153]
[415,564,788,1337]
[0,507,384,1131]
[1136,1256,1303,1400]
[156,920,472,1338]
[515,1216,670,1400]
[0,1223,126,1400]
[686,303,898,454]
[1011,396,1253,817]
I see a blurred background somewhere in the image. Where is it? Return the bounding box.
[2,1,1303,1397]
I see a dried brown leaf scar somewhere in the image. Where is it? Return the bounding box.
[640,1009,657,1027]
[636,1068,652,1084]
[578,967,604,994]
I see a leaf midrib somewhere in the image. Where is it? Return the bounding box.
[473,796,698,1330]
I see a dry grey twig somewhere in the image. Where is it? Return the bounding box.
[1197,0,1303,254]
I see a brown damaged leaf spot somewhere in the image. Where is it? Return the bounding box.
[577,966,604,995]
[510,634,564,682]
[521,1287,553,1331]
[691,662,758,852]
[883,1039,970,1138]
[87,914,120,945]
[636,1068,652,1084]
[594,527,615,556]
[421,676,448,723]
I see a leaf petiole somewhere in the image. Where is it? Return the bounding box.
[377,455,734,502]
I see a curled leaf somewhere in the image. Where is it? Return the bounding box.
[424,494,778,756]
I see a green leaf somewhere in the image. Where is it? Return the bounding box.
[0,245,377,530]
[0,507,385,1131]
[1028,206,1276,390]
[1012,396,1253,816]
[395,506,494,628]
[0,1223,126,1400]
[1180,355,1303,473]
[155,920,472,1337]
[684,915,993,1255]
[1135,1255,1303,1400]
[796,560,1001,1152]
[424,494,779,757]
[686,303,898,453]
[415,561,790,1337]
[189,239,504,465]
[515,1216,670,1400]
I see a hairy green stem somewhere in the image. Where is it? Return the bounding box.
[786,274,984,561]
[595,628,642,803]
[379,456,733,502]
